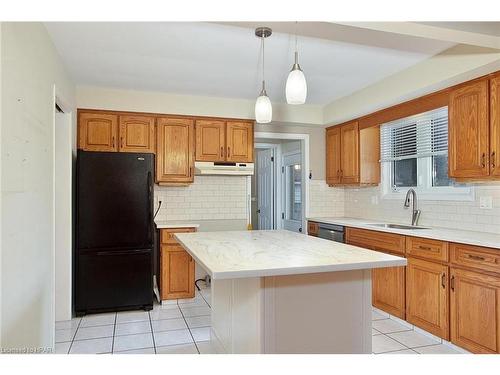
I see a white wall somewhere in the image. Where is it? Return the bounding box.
[77,85,323,125]
[1,23,75,351]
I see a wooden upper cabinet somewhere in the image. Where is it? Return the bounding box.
[118,115,155,153]
[195,120,226,161]
[490,75,500,177]
[325,122,379,186]
[450,267,500,353]
[340,122,360,184]
[449,79,490,179]
[326,127,341,185]
[406,257,449,339]
[156,117,194,184]
[78,112,118,152]
[226,121,254,162]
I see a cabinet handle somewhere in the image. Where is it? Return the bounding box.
[112,136,115,148]
[468,254,485,261]
[221,146,224,158]
[441,273,446,289]
[190,167,193,177]
[337,170,340,177]
[120,137,124,148]
[227,147,231,157]
[482,153,486,168]
[492,151,496,169]
[450,275,455,291]
[418,245,432,251]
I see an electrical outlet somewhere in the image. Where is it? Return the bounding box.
[479,196,493,209]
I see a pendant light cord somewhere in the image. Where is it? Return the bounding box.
[261,35,265,87]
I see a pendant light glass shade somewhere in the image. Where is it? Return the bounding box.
[286,63,307,104]
[255,84,272,124]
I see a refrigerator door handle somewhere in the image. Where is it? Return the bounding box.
[97,249,152,256]
[147,171,153,244]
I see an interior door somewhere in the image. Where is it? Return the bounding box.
[257,148,274,230]
[282,153,303,233]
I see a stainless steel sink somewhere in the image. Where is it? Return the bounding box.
[367,223,431,230]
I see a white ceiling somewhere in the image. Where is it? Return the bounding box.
[45,22,455,105]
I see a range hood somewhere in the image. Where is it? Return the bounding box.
[194,161,254,176]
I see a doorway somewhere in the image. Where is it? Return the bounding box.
[251,132,309,233]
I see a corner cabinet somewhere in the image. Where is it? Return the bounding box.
[325,122,380,186]
[78,112,119,152]
[156,117,195,185]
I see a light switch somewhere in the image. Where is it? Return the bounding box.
[479,196,493,209]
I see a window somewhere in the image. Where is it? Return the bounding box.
[380,107,472,200]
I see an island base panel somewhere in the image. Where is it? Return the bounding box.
[210,269,372,354]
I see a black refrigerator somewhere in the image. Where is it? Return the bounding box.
[75,151,154,316]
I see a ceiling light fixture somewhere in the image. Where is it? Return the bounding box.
[286,22,307,105]
[255,27,272,124]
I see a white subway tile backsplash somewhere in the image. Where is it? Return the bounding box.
[308,180,345,218]
[154,176,248,221]
[343,184,500,235]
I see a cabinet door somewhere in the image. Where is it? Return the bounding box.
[78,112,118,152]
[449,80,489,179]
[450,267,500,353]
[490,75,500,177]
[195,120,226,161]
[340,122,360,184]
[156,118,194,184]
[118,115,155,153]
[161,244,195,300]
[326,127,341,185]
[406,257,449,339]
[373,265,406,319]
[226,121,254,162]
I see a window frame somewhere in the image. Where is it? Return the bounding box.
[381,108,474,202]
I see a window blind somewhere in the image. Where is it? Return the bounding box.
[380,106,448,162]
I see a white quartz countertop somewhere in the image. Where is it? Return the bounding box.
[307,217,500,250]
[174,230,406,280]
[155,221,200,229]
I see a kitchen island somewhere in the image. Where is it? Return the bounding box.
[175,230,406,354]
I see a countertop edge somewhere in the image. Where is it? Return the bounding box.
[155,222,200,229]
[307,217,500,250]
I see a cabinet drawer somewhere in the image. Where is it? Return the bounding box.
[406,236,448,262]
[307,221,319,236]
[450,243,500,275]
[160,227,196,244]
[346,227,405,255]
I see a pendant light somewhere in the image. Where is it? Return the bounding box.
[286,22,307,105]
[255,27,272,124]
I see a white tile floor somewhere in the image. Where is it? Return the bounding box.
[55,287,464,354]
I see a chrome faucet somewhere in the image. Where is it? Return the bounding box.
[404,188,421,226]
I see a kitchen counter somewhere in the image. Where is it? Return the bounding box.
[175,229,406,354]
[175,229,406,280]
[155,221,200,229]
[308,217,500,249]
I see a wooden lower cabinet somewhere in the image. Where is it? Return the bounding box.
[372,264,406,319]
[406,257,449,339]
[450,267,500,353]
[160,228,196,300]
